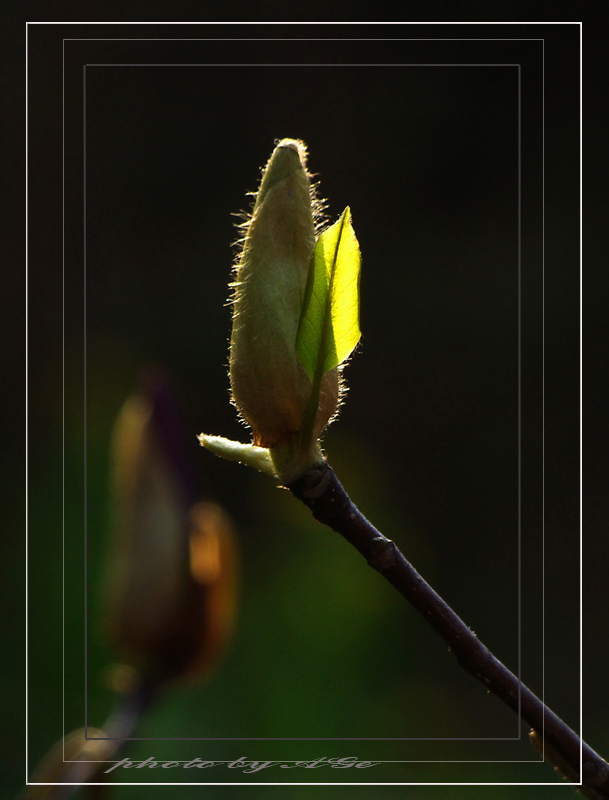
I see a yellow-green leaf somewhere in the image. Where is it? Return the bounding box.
[296,207,361,382]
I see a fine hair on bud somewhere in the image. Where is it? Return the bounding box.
[229,138,334,448]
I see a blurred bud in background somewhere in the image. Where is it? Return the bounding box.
[24,728,111,797]
[178,500,239,682]
[105,368,239,684]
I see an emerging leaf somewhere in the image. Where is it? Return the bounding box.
[296,207,361,383]
[198,434,276,476]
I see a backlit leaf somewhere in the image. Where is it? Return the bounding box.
[296,207,361,383]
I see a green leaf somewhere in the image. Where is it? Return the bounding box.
[296,207,361,383]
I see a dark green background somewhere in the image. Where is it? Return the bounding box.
[18,21,594,800]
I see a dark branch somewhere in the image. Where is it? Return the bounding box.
[288,462,609,798]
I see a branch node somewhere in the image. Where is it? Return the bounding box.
[367,536,397,571]
[299,464,332,500]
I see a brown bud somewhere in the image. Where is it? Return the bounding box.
[178,501,239,682]
[106,388,191,665]
[106,374,239,684]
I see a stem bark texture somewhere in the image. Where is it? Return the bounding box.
[288,462,609,798]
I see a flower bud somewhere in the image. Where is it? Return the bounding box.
[106,375,192,667]
[180,501,239,682]
[229,139,338,449]
[106,371,238,683]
